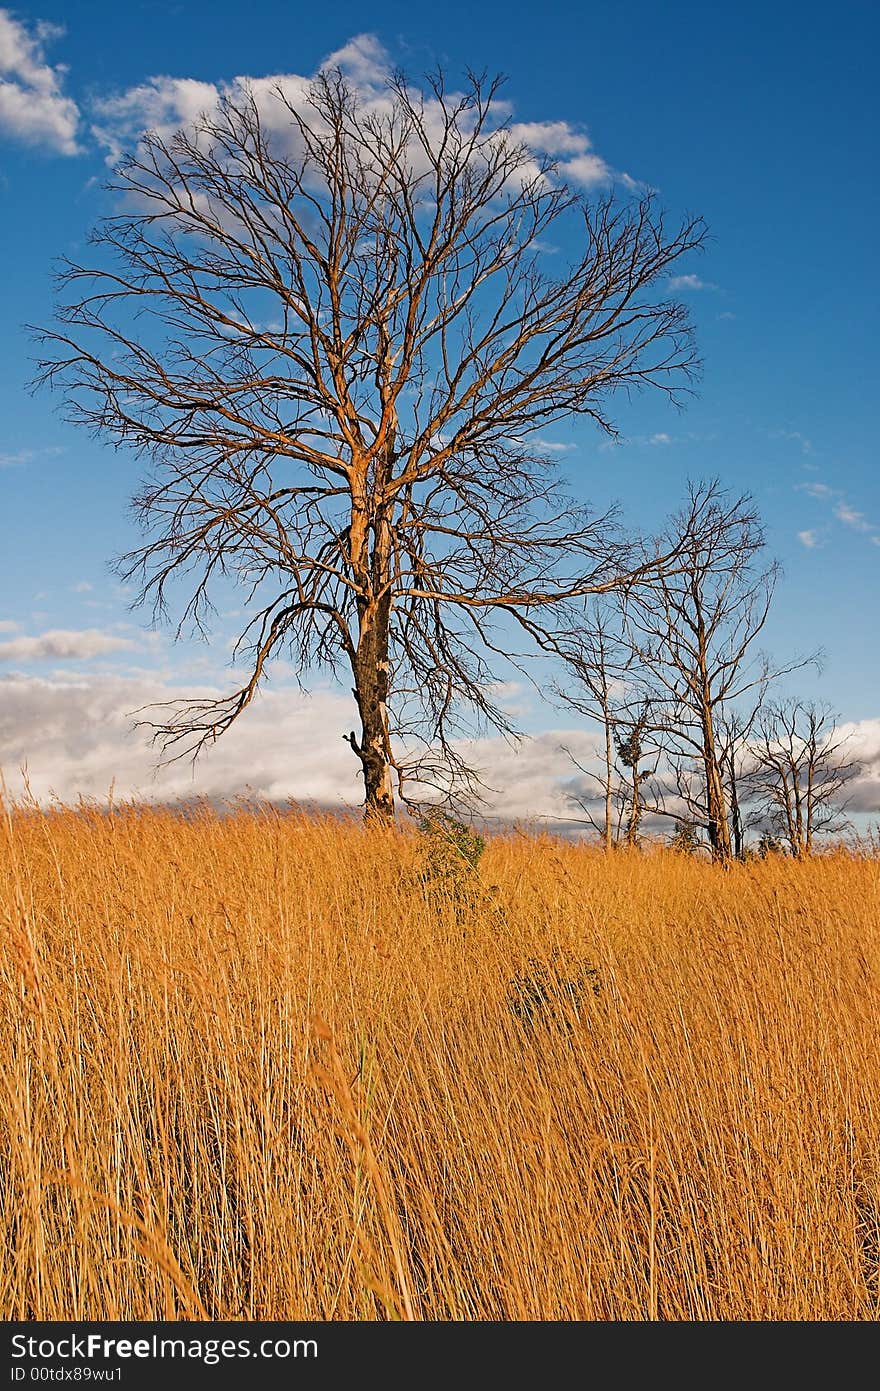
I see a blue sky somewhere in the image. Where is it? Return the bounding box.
[0,0,877,819]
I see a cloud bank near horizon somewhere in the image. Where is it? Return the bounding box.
[1,670,878,831]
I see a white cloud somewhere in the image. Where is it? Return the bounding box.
[795,480,877,542]
[70,581,94,593]
[0,662,603,824]
[508,120,591,157]
[0,672,360,806]
[532,436,576,454]
[504,121,613,186]
[668,274,717,292]
[558,152,612,188]
[834,501,874,533]
[833,718,880,815]
[0,9,80,154]
[0,619,19,632]
[0,665,601,819]
[1,670,877,832]
[321,33,391,92]
[88,32,622,190]
[90,74,222,166]
[0,628,137,663]
[797,529,820,549]
[598,428,716,452]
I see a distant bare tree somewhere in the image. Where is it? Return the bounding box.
[553,601,638,849]
[34,67,706,822]
[748,699,859,855]
[622,481,809,862]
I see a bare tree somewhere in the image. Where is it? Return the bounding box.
[34,68,706,822]
[621,481,808,862]
[748,699,859,855]
[554,598,671,848]
[553,601,636,849]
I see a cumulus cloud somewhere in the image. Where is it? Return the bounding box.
[835,718,880,815]
[0,619,19,633]
[0,628,137,663]
[88,31,621,189]
[467,728,604,827]
[0,9,80,154]
[320,33,389,93]
[797,529,821,549]
[501,119,616,186]
[90,74,222,167]
[508,120,594,157]
[558,152,612,188]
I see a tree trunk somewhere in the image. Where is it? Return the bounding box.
[704,755,731,862]
[626,764,642,847]
[603,714,615,851]
[699,697,731,863]
[728,751,744,860]
[351,604,395,824]
[348,473,396,825]
[695,617,732,864]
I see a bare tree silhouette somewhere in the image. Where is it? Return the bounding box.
[35,67,706,821]
[748,699,859,855]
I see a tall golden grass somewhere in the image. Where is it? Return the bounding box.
[1,798,878,1320]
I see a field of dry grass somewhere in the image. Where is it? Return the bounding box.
[1,798,878,1320]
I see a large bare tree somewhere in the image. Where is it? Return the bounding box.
[35,68,706,822]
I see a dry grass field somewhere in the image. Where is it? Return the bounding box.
[1,798,878,1321]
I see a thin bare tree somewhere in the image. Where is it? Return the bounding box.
[621,481,809,862]
[554,597,670,849]
[748,699,859,855]
[553,601,637,849]
[34,67,706,822]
